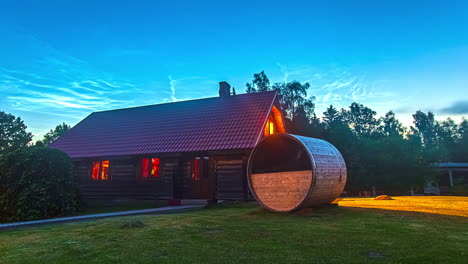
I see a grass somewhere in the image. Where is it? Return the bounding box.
[77,200,167,216]
[0,197,467,264]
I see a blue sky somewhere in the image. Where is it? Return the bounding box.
[1,0,467,139]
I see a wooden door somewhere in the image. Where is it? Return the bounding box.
[190,157,214,199]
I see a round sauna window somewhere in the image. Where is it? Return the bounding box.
[248,135,313,212]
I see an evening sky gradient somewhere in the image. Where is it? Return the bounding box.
[1,0,467,139]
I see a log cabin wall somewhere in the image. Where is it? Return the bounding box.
[214,155,248,200]
[180,159,194,199]
[73,153,251,201]
[74,158,174,200]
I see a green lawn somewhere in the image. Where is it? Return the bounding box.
[77,199,167,215]
[0,202,467,264]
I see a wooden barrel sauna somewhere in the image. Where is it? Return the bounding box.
[247,133,347,212]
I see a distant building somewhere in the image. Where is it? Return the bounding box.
[425,163,468,195]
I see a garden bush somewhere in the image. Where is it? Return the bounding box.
[0,146,80,222]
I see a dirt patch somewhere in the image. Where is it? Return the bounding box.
[120,220,145,229]
[374,195,394,200]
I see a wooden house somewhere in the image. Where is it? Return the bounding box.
[50,82,286,201]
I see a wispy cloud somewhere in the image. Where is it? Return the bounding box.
[276,63,289,82]
[168,75,178,101]
[0,33,139,139]
[274,63,398,116]
[160,75,218,103]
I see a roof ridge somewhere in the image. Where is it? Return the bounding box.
[94,90,277,114]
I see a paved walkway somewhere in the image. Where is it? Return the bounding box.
[0,205,205,230]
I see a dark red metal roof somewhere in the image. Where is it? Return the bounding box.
[50,91,278,158]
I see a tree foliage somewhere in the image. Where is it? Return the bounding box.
[342,102,380,137]
[245,71,271,93]
[0,146,80,222]
[0,111,33,156]
[42,122,71,145]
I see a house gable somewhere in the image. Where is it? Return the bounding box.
[50,91,283,158]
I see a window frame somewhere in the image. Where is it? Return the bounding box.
[264,117,277,136]
[90,160,111,181]
[139,157,162,179]
[192,156,209,181]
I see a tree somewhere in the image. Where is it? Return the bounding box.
[0,111,33,156]
[42,122,71,145]
[274,81,313,121]
[382,111,405,137]
[452,119,468,162]
[412,111,438,148]
[358,135,431,193]
[411,111,449,162]
[323,105,339,126]
[0,146,80,222]
[245,71,271,93]
[342,103,381,137]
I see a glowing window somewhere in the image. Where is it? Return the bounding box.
[141,158,149,178]
[91,161,110,180]
[151,158,160,177]
[101,161,110,180]
[193,158,200,181]
[91,161,100,180]
[141,158,161,178]
[264,118,275,136]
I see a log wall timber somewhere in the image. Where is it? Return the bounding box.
[74,153,251,201]
[251,170,312,211]
[75,158,174,200]
[215,155,246,200]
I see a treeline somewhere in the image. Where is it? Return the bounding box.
[245,71,468,194]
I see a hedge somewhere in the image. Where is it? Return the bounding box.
[0,146,80,222]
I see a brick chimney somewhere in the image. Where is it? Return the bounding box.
[219,81,231,97]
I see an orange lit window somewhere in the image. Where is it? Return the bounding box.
[91,160,110,181]
[141,158,149,178]
[193,158,200,181]
[91,161,100,180]
[264,119,275,136]
[101,161,110,180]
[141,158,160,178]
[151,158,160,177]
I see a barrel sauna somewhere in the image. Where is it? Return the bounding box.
[247,134,346,212]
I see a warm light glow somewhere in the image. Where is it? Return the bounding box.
[91,161,100,180]
[151,158,160,177]
[101,160,110,180]
[263,106,285,136]
[141,158,160,178]
[141,158,149,178]
[193,158,200,181]
[270,106,286,133]
[264,119,276,136]
[337,196,468,217]
[91,160,110,180]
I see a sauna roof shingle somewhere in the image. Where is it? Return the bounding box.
[49,91,278,158]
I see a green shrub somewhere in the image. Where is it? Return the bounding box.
[0,146,80,222]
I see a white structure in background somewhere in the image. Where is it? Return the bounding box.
[425,163,468,195]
